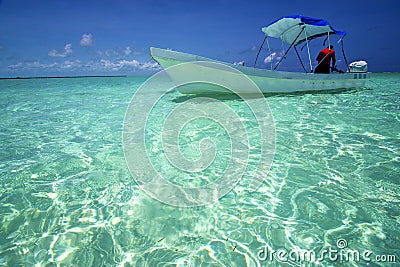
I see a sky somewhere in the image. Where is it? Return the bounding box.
[0,0,399,77]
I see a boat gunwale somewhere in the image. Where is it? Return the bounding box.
[150,47,369,81]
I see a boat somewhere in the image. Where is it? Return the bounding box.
[150,15,370,94]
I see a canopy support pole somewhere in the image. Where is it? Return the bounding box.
[253,36,267,68]
[339,36,349,72]
[304,29,313,72]
[328,31,331,49]
[266,37,272,70]
[273,26,305,71]
[323,36,327,46]
[294,46,308,73]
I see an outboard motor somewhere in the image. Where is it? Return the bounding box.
[348,60,368,73]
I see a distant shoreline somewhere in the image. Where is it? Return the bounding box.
[0,75,128,80]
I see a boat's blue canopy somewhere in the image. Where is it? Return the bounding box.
[262,15,346,45]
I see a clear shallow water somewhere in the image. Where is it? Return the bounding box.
[0,74,399,266]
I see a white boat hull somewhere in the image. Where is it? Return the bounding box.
[150,47,369,94]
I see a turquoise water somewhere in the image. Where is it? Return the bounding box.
[0,74,399,266]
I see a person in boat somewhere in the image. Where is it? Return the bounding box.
[314,45,336,74]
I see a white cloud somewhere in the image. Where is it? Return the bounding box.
[124,46,131,56]
[121,59,139,67]
[80,33,93,46]
[8,61,58,69]
[26,61,58,68]
[100,59,140,70]
[8,62,24,69]
[48,44,72,57]
[100,59,116,69]
[105,49,118,57]
[6,57,161,74]
[103,46,141,58]
[98,59,161,71]
[62,60,81,68]
[264,52,282,64]
[139,61,162,71]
